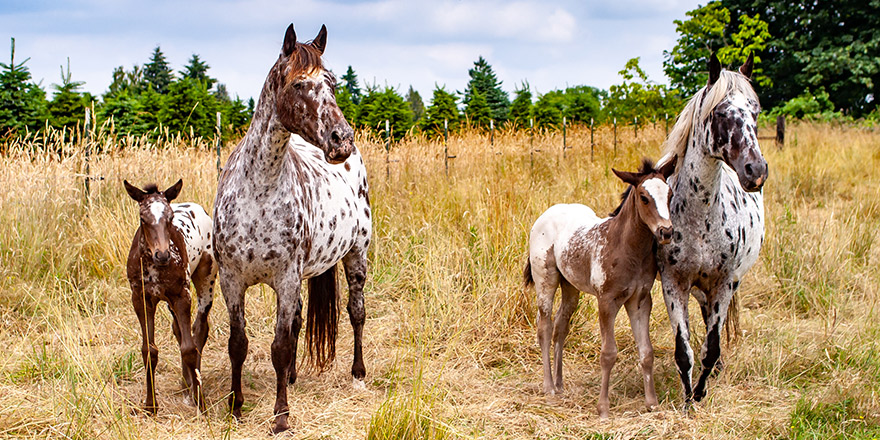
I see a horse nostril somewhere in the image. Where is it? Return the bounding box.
[745,163,753,176]
[330,130,341,144]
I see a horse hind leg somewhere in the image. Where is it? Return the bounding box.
[552,279,579,393]
[191,252,218,353]
[529,252,560,395]
[133,292,159,414]
[343,249,368,388]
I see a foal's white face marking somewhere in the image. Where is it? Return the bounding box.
[147,201,167,224]
[642,178,671,220]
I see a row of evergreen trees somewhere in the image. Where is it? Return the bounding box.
[0,42,684,143]
[0,38,252,140]
[336,56,682,142]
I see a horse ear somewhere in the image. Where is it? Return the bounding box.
[659,155,677,179]
[311,24,327,55]
[282,24,296,57]
[124,180,147,202]
[739,52,754,79]
[708,52,721,86]
[612,168,641,186]
[163,179,183,202]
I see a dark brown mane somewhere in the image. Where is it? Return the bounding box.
[609,158,658,217]
[285,42,324,81]
[143,183,160,194]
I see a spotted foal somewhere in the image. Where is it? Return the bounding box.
[125,180,217,414]
[524,159,675,418]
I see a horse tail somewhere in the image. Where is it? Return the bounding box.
[522,259,534,289]
[306,264,338,373]
[726,290,740,344]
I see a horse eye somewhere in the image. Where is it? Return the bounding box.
[640,195,649,205]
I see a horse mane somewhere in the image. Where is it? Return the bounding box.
[142,184,160,194]
[285,41,325,81]
[656,70,758,174]
[609,158,657,217]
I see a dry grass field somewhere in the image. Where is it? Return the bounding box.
[0,121,878,439]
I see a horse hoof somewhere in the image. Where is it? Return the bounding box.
[352,378,366,390]
[272,416,291,434]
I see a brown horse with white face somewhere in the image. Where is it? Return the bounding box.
[524,158,675,418]
[125,180,217,414]
[213,24,370,434]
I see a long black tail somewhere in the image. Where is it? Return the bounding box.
[523,259,534,289]
[306,264,338,373]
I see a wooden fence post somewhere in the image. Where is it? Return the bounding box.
[634,116,638,139]
[613,117,617,156]
[562,116,567,159]
[776,115,785,149]
[84,107,91,201]
[215,112,222,180]
[665,113,669,137]
[385,119,391,179]
[490,119,494,147]
[590,117,594,161]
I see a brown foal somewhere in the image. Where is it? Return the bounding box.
[125,180,217,414]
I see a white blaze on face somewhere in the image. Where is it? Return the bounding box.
[642,178,671,220]
[147,201,167,224]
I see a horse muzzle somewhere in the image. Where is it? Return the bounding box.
[153,250,171,266]
[325,125,354,164]
[739,159,768,192]
[656,226,673,245]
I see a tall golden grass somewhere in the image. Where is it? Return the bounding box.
[0,121,878,439]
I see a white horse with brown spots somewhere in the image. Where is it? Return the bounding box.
[213,24,370,434]
[655,54,768,404]
[523,159,675,418]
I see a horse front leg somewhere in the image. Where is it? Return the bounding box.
[693,284,734,402]
[625,288,658,411]
[343,250,368,386]
[133,292,159,414]
[596,299,622,418]
[170,290,203,412]
[661,274,695,405]
[270,275,302,434]
[221,276,248,420]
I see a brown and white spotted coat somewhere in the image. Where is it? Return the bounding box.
[524,159,675,418]
[212,24,370,434]
[124,180,217,415]
[655,54,768,404]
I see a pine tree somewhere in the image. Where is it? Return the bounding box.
[405,86,425,123]
[0,38,48,134]
[462,56,510,122]
[335,87,357,126]
[508,81,533,129]
[159,78,218,138]
[341,66,362,105]
[48,58,87,129]
[143,46,173,94]
[421,85,460,136]
[355,87,412,142]
[181,54,215,90]
[464,91,491,128]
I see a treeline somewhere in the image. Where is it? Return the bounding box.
[0,39,252,140]
[337,56,681,142]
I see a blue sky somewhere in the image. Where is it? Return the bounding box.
[1,0,702,102]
